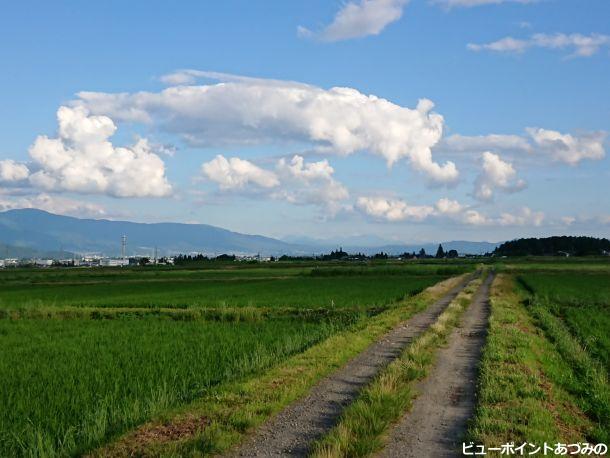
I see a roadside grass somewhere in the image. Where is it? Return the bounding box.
[91,274,471,457]
[467,274,599,451]
[308,274,484,458]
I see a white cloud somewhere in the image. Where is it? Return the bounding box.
[527,128,606,165]
[356,196,435,222]
[356,193,543,227]
[433,0,537,8]
[201,155,279,190]
[441,128,606,166]
[496,207,544,227]
[474,151,526,201]
[299,0,409,42]
[0,160,29,182]
[0,193,107,218]
[441,133,532,153]
[468,33,610,57]
[277,155,335,182]
[202,154,350,214]
[458,207,544,227]
[468,37,528,53]
[435,197,463,215]
[275,155,349,211]
[27,106,171,198]
[77,72,459,185]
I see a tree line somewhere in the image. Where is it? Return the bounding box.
[494,236,610,256]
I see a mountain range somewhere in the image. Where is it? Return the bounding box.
[0,209,500,258]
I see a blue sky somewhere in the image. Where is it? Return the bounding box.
[0,0,609,243]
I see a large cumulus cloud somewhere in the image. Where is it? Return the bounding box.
[76,72,459,185]
[28,106,172,197]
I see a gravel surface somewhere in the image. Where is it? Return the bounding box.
[228,274,476,457]
[378,272,494,458]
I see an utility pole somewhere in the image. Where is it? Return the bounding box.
[121,235,127,259]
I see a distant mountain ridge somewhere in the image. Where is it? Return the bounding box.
[0,209,499,257]
[0,209,301,257]
[282,236,499,256]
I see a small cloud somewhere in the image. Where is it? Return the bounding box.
[296,26,314,39]
[201,155,279,190]
[0,160,29,182]
[527,128,606,165]
[200,154,350,215]
[468,32,610,58]
[473,152,526,201]
[432,0,539,9]
[0,193,107,218]
[300,0,409,42]
[356,196,435,222]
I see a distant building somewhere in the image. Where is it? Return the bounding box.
[34,259,53,267]
[99,258,130,267]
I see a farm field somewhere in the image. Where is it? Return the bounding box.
[519,272,610,371]
[0,264,463,312]
[470,263,610,450]
[2,259,609,457]
[0,262,464,457]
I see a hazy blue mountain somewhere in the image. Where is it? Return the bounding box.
[0,209,499,258]
[0,243,73,260]
[363,241,500,256]
[0,209,303,257]
[282,236,499,255]
[282,234,394,248]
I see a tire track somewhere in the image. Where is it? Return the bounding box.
[378,272,494,458]
[227,273,478,457]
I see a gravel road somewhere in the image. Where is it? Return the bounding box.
[228,273,477,457]
[378,272,494,458]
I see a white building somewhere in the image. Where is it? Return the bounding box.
[99,258,130,267]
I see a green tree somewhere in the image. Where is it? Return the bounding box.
[435,244,445,258]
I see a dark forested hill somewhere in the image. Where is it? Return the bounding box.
[494,236,610,256]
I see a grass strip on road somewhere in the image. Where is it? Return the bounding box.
[309,274,484,458]
[92,274,471,457]
[467,274,600,452]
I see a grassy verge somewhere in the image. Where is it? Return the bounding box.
[467,274,599,451]
[92,274,471,457]
[309,274,484,457]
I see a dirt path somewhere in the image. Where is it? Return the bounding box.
[378,272,494,458]
[228,273,477,457]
